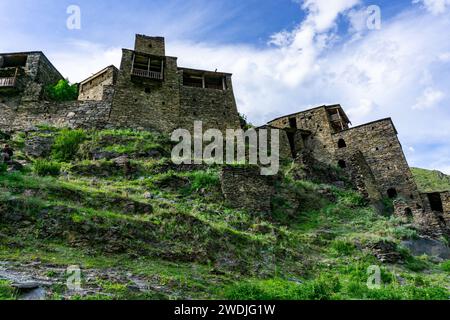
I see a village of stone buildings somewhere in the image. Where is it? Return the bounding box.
[0,34,449,239]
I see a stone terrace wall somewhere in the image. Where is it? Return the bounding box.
[220,165,278,214]
[0,86,114,132]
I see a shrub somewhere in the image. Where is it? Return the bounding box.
[45,79,78,101]
[441,260,450,272]
[52,129,86,162]
[330,239,355,256]
[187,170,220,192]
[33,159,61,176]
[0,163,7,174]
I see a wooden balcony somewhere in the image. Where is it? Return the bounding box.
[131,68,163,80]
[0,77,16,87]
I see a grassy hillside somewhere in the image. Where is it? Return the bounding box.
[411,168,450,193]
[0,127,448,300]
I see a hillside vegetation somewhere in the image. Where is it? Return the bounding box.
[411,168,450,193]
[0,127,448,300]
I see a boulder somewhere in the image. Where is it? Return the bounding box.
[402,238,450,259]
[24,136,54,158]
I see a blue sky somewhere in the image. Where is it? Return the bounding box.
[1,0,450,173]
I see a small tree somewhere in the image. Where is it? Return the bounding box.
[45,79,78,101]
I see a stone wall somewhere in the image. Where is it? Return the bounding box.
[347,151,383,202]
[109,50,180,133]
[333,119,420,203]
[78,67,117,101]
[179,74,241,132]
[256,125,292,160]
[268,106,336,164]
[134,35,166,56]
[441,191,450,213]
[220,165,278,214]
[0,86,114,132]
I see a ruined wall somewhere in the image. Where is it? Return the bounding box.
[333,119,420,203]
[268,107,336,164]
[109,50,180,133]
[220,165,277,214]
[441,191,450,213]
[347,151,383,202]
[179,73,241,132]
[256,125,292,160]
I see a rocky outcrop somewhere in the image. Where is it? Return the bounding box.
[24,135,54,158]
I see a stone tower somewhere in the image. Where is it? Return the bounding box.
[109,34,241,133]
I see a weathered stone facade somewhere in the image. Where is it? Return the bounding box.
[0,35,241,134]
[0,51,63,101]
[268,105,420,205]
[78,65,118,101]
[109,35,241,133]
[0,86,114,131]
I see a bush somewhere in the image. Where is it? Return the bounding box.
[0,163,7,174]
[440,260,450,272]
[330,239,355,256]
[45,79,78,101]
[52,129,86,162]
[33,159,61,176]
[187,170,220,192]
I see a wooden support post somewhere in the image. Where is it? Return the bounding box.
[131,53,136,74]
[202,75,205,89]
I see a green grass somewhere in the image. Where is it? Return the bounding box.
[440,260,450,272]
[0,281,17,300]
[412,167,450,192]
[33,159,61,176]
[52,129,86,162]
[0,127,449,300]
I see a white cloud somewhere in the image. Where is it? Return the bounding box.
[347,99,378,119]
[50,40,122,83]
[412,87,445,110]
[438,52,450,62]
[413,0,450,15]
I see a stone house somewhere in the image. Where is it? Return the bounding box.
[0,51,63,101]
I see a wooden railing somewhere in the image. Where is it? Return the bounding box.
[0,77,16,87]
[131,68,163,80]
